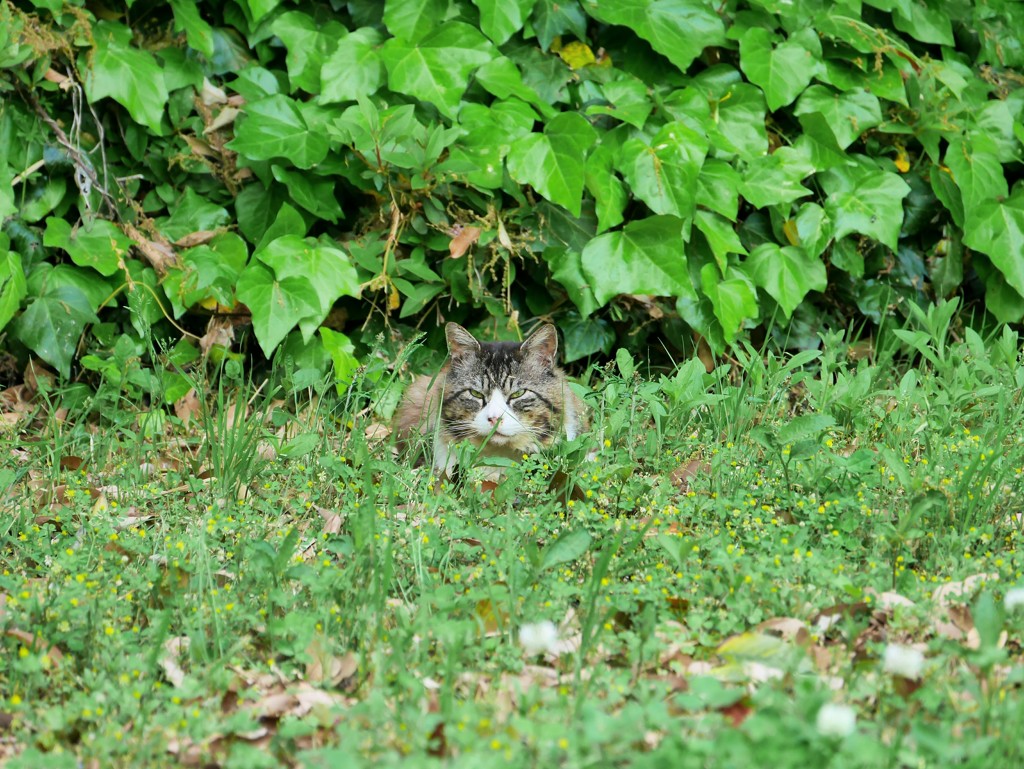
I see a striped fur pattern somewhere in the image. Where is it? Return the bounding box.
[394,323,586,478]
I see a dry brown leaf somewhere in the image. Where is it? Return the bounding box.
[448,226,482,258]
[756,617,810,645]
[932,573,998,606]
[3,627,65,666]
[305,635,358,687]
[207,106,240,133]
[24,359,56,396]
[670,458,710,493]
[174,389,202,427]
[175,230,220,248]
[121,222,178,275]
[161,636,190,687]
[200,78,228,105]
[254,692,295,718]
[314,505,344,535]
[365,422,390,445]
[200,315,236,355]
[59,455,84,471]
[864,589,915,610]
[966,628,1008,651]
[181,135,219,159]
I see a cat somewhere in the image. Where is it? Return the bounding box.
[393,322,587,479]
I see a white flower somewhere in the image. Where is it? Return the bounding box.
[1004,587,1024,611]
[816,703,857,738]
[519,620,559,656]
[882,644,925,679]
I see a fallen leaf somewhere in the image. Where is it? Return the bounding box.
[121,222,178,275]
[933,573,998,606]
[448,226,482,259]
[670,458,710,493]
[4,627,66,666]
[161,636,190,687]
[175,231,220,248]
[200,315,238,355]
[864,589,915,610]
[756,617,810,645]
[206,106,240,133]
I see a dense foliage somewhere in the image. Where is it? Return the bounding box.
[2,0,1023,389]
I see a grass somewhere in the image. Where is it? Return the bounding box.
[3,312,1024,768]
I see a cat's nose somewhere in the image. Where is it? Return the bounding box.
[487,414,500,426]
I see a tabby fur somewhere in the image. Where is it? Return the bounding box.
[394,323,586,478]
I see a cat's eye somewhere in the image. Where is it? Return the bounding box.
[509,389,527,399]
[468,389,485,400]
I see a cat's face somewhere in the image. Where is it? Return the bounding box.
[440,323,563,451]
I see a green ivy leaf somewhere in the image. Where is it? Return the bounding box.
[235,183,291,246]
[0,166,14,221]
[746,243,827,318]
[396,280,445,319]
[892,0,954,46]
[507,113,597,217]
[271,12,345,94]
[821,54,907,105]
[12,285,98,378]
[931,164,964,228]
[695,210,746,272]
[619,121,708,222]
[256,203,308,252]
[696,160,741,221]
[43,217,132,277]
[983,270,1024,324]
[320,28,386,103]
[531,0,588,51]
[473,0,537,45]
[586,77,652,129]
[475,58,552,117]
[739,27,818,111]
[441,101,535,189]
[822,163,911,250]
[84,21,168,134]
[581,216,695,306]
[380,24,495,119]
[585,144,627,233]
[964,190,1024,298]
[560,315,615,362]
[227,95,329,169]
[169,0,214,58]
[710,83,768,161]
[971,100,1019,163]
[236,263,320,357]
[271,166,343,223]
[739,146,815,209]
[945,138,1008,211]
[255,234,361,340]
[0,248,26,332]
[582,0,725,74]
[792,203,833,259]
[241,0,284,24]
[544,247,599,318]
[794,85,883,149]
[158,188,231,242]
[700,263,758,342]
[383,0,448,42]
[320,327,360,394]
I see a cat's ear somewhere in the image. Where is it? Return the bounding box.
[445,323,480,358]
[521,324,558,366]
